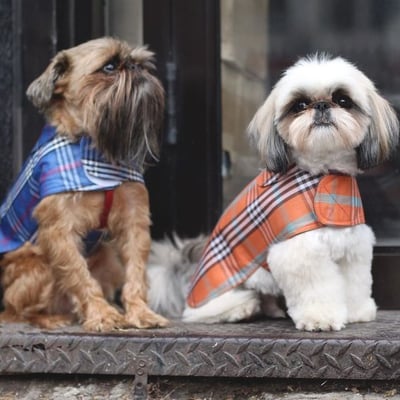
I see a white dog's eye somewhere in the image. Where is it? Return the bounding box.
[332,92,353,109]
[291,99,310,114]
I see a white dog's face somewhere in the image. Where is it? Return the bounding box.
[248,55,399,174]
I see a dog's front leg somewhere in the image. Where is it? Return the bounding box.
[340,224,377,324]
[34,195,125,331]
[267,229,348,331]
[111,183,169,328]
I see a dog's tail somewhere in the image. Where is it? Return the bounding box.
[146,234,207,319]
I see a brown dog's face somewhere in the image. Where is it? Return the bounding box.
[26,37,165,168]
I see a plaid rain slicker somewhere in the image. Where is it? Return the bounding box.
[187,165,365,308]
[0,125,144,253]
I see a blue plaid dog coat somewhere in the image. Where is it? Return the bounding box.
[0,125,144,253]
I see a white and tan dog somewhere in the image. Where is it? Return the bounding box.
[148,54,399,331]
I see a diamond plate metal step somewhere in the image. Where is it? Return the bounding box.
[0,310,399,381]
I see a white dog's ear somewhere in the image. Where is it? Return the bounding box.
[26,51,70,111]
[357,92,399,169]
[247,90,290,173]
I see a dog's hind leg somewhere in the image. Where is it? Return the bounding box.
[183,289,261,323]
[0,243,73,328]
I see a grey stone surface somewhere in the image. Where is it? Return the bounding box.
[2,311,400,381]
[0,376,400,399]
[1,312,400,398]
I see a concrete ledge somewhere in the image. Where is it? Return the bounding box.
[0,311,399,382]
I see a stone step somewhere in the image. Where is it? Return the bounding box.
[1,311,400,399]
[0,311,399,387]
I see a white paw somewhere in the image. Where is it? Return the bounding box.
[289,303,347,331]
[347,298,377,323]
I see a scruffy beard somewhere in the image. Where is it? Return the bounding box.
[279,108,369,152]
[277,108,371,174]
[83,68,164,169]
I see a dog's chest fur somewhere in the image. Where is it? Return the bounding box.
[0,125,144,253]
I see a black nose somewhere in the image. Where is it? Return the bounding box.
[313,101,330,111]
[126,61,142,71]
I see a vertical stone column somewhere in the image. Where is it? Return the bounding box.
[107,0,143,45]
[0,0,14,200]
[221,0,269,205]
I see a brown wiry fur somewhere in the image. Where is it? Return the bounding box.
[0,37,168,331]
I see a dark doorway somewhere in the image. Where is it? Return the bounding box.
[2,0,222,238]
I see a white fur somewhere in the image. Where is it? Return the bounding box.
[267,224,376,331]
[147,235,208,319]
[182,269,284,323]
[274,56,374,116]
[183,290,261,323]
[244,267,281,296]
[147,55,398,331]
[147,237,197,319]
[181,225,376,330]
[248,54,398,174]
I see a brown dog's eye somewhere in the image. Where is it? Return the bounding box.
[332,92,353,109]
[291,99,310,113]
[103,63,117,73]
[102,58,119,74]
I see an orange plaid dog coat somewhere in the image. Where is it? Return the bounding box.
[187,165,365,308]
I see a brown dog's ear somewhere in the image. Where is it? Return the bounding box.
[26,51,70,111]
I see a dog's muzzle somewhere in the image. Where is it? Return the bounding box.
[313,101,333,126]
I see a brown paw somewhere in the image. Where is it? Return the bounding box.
[30,314,74,330]
[83,303,126,332]
[0,310,21,324]
[0,311,73,330]
[124,307,169,329]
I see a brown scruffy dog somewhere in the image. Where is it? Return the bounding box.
[0,37,169,331]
